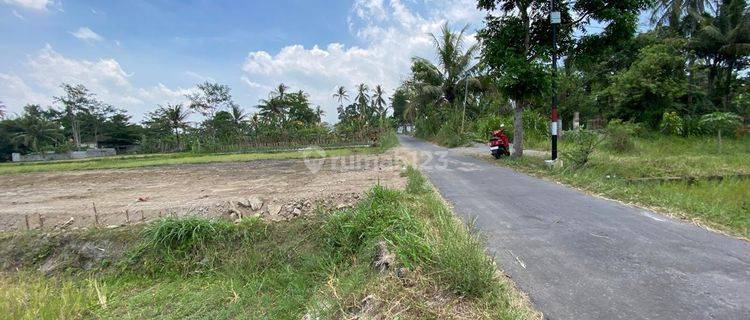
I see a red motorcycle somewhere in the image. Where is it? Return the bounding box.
[489,126,511,159]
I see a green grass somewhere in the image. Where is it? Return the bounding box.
[0,169,537,319]
[500,135,750,238]
[0,147,371,175]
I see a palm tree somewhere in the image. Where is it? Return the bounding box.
[257,97,287,125]
[272,83,290,100]
[229,103,249,126]
[650,0,716,33]
[410,23,480,106]
[162,104,191,147]
[694,0,750,108]
[355,83,370,126]
[314,106,325,124]
[12,105,61,152]
[372,85,387,123]
[332,86,349,103]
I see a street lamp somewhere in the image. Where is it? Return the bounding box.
[550,1,560,160]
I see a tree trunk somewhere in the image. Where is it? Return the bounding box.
[174,128,181,150]
[723,59,735,111]
[512,100,524,157]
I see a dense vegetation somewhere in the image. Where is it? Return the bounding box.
[0,169,537,319]
[0,81,394,161]
[392,0,749,152]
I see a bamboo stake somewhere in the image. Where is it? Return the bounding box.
[92,202,99,227]
[24,214,30,230]
[37,213,44,230]
[125,210,130,225]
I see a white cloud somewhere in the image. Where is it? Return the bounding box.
[0,45,197,120]
[12,9,24,20]
[70,27,104,43]
[3,0,52,10]
[241,0,483,123]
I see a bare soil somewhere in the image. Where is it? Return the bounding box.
[0,155,405,231]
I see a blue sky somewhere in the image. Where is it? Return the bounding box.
[1,0,484,123]
[1,0,653,124]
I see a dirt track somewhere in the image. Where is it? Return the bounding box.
[0,154,405,231]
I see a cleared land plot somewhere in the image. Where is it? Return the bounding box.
[0,148,368,175]
[0,154,405,231]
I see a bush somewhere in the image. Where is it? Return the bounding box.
[605,119,639,152]
[562,129,603,169]
[660,111,684,135]
[435,112,470,147]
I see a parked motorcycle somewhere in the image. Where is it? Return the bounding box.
[489,125,511,159]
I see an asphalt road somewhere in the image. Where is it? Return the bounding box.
[398,135,750,320]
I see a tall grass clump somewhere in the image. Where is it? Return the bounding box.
[430,200,497,298]
[0,273,99,319]
[376,129,399,152]
[405,166,429,195]
[323,186,431,269]
[141,217,235,254]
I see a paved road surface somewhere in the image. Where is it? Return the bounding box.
[399,135,750,320]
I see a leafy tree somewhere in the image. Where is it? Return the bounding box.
[390,87,409,125]
[54,83,99,148]
[608,43,689,127]
[477,0,651,156]
[186,82,234,117]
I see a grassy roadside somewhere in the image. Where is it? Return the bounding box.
[0,168,538,319]
[496,136,750,239]
[0,147,372,175]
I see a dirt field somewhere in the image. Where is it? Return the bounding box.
[0,154,405,231]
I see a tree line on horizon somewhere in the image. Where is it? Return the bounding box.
[0,80,394,161]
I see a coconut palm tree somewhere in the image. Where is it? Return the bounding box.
[355,83,370,126]
[410,23,480,107]
[162,104,191,148]
[694,0,750,108]
[372,84,388,123]
[257,97,287,125]
[314,106,325,124]
[272,83,290,100]
[229,103,249,126]
[650,0,716,33]
[333,86,349,105]
[12,105,61,152]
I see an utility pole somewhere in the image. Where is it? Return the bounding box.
[550,0,560,160]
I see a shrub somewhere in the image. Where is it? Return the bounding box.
[660,111,684,135]
[700,112,742,152]
[605,119,639,152]
[682,115,708,136]
[435,112,470,147]
[562,129,604,169]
